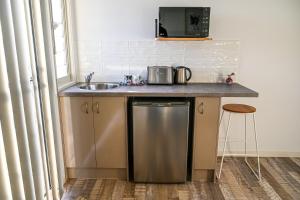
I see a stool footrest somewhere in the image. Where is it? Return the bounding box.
[245,159,261,181]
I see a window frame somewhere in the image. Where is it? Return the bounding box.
[50,0,75,87]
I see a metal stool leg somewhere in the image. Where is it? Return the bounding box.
[219,110,224,127]
[217,112,231,179]
[244,113,261,181]
[253,113,262,181]
[244,114,247,161]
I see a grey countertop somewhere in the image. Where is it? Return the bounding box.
[58,83,258,97]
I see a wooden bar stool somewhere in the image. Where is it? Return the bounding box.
[217,104,262,181]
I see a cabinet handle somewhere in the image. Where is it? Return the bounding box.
[198,102,204,114]
[96,103,100,114]
[85,103,88,114]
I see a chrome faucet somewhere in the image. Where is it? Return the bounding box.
[85,72,94,85]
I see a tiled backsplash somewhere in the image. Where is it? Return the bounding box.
[76,40,240,83]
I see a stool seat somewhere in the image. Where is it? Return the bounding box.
[223,104,256,113]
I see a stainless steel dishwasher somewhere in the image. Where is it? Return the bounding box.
[132,100,190,183]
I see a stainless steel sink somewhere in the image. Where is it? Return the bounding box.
[78,83,119,90]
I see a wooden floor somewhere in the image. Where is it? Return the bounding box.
[62,157,300,200]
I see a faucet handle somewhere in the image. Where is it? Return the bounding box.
[87,72,94,78]
[85,72,95,83]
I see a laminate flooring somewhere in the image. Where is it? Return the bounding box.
[62,157,300,200]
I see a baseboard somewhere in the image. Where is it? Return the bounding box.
[217,151,300,157]
[192,169,215,182]
[67,168,127,179]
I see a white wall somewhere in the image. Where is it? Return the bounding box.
[70,0,300,156]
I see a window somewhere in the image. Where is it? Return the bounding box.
[50,0,71,83]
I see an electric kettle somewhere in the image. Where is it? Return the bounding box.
[174,66,192,84]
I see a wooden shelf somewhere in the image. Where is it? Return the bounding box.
[155,37,212,41]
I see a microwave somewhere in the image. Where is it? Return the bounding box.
[159,7,210,38]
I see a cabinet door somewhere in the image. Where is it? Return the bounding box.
[93,97,127,168]
[193,97,220,169]
[60,97,96,168]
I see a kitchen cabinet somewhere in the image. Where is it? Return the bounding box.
[93,97,127,168]
[60,97,96,168]
[58,83,257,181]
[193,97,220,180]
[60,96,127,170]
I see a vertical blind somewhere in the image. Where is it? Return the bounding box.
[0,0,64,199]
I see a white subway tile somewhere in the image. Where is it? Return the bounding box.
[76,40,240,82]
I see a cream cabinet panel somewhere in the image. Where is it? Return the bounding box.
[60,97,96,168]
[93,97,127,168]
[193,97,220,169]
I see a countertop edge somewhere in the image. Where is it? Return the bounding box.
[58,92,259,98]
[58,83,259,98]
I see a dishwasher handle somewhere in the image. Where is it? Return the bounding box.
[132,101,189,107]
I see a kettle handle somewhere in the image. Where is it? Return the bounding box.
[185,67,192,81]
